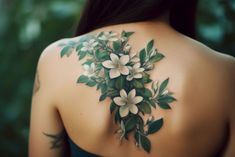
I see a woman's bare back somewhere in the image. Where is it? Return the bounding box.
[30,21,235,157]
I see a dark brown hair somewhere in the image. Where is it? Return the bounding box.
[75,0,198,38]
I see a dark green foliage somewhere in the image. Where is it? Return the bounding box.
[43,131,67,149]
[61,46,73,57]
[77,75,89,83]
[138,102,152,114]
[148,118,163,134]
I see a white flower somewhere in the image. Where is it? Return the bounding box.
[81,39,98,51]
[127,63,144,81]
[102,53,130,79]
[98,32,118,41]
[113,89,143,117]
[83,63,96,77]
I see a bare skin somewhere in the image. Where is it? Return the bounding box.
[29,20,235,157]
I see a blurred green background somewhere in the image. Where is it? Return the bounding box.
[0,0,234,156]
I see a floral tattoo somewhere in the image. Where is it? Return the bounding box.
[59,31,176,153]
[43,130,67,149]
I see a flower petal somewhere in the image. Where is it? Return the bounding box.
[83,64,90,71]
[109,69,120,79]
[120,66,129,75]
[92,42,99,47]
[81,47,88,51]
[132,96,143,104]
[120,55,130,65]
[128,89,136,99]
[136,68,145,73]
[91,63,95,69]
[133,73,142,79]
[120,89,127,99]
[110,53,119,63]
[129,104,138,114]
[110,32,118,36]
[89,39,95,42]
[119,105,129,117]
[102,60,115,68]
[126,75,133,81]
[109,37,119,41]
[133,63,141,69]
[98,36,106,41]
[113,97,126,106]
[82,42,88,47]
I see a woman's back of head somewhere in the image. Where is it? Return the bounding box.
[75,0,198,38]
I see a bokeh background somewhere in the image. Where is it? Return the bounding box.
[0,0,234,156]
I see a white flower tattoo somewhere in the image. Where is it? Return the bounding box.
[113,89,143,117]
[127,63,145,81]
[83,63,96,77]
[102,53,130,79]
[81,39,98,52]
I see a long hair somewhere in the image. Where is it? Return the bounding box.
[75,0,198,38]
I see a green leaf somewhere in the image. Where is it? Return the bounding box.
[99,93,107,101]
[138,102,151,114]
[96,83,102,90]
[142,73,152,83]
[100,84,108,94]
[115,110,121,124]
[67,40,77,47]
[134,132,140,146]
[61,46,72,57]
[107,78,116,88]
[122,31,135,38]
[139,48,146,65]
[146,40,154,53]
[125,116,138,133]
[77,75,89,83]
[147,99,156,108]
[107,88,119,97]
[82,60,93,65]
[159,78,169,94]
[76,44,83,52]
[137,88,152,98]
[140,134,151,153]
[149,53,165,63]
[115,76,125,90]
[158,95,176,103]
[158,102,171,110]
[79,51,87,60]
[110,102,117,113]
[148,118,163,134]
[125,32,135,38]
[113,41,122,51]
[133,79,144,88]
[95,49,109,60]
[86,80,96,87]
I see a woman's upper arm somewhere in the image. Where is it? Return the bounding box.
[223,56,235,157]
[29,42,68,157]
